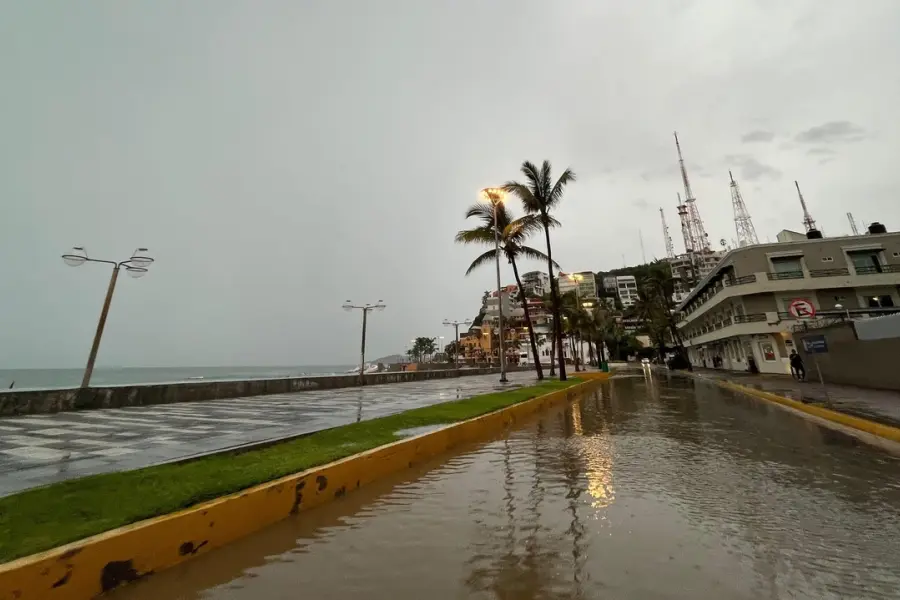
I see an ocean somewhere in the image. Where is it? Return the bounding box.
[0,365,355,391]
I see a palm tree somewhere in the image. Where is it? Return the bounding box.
[504,161,576,380]
[455,202,557,380]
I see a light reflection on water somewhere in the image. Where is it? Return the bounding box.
[114,372,900,600]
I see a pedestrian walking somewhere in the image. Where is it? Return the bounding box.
[789,349,806,381]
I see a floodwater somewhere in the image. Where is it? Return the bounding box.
[114,369,900,600]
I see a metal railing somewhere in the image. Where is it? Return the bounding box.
[725,274,758,286]
[732,313,767,324]
[766,271,805,280]
[854,264,899,275]
[809,267,850,277]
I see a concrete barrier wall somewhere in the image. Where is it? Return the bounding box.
[0,367,523,416]
[794,324,900,391]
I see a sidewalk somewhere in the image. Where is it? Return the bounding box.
[687,367,900,429]
[0,371,533,497]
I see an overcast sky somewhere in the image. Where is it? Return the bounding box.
[2,0,898,368]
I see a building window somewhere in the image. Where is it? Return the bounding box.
[893,252,900,258]
[833,295,846,302]
[848,250,883,273]
[869,295,895,308]
[760,342,777,362]
[771,256,803,275]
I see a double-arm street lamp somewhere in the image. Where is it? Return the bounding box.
[443,318,472,369]
[342,300,386,385]
[62,246,155,388]
[481,187,508,383]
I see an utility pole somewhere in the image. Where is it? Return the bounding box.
[639,229,647,264]
[342,300,387,385]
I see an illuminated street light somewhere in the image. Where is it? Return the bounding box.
[61,246,155,387]
[480,187,508,383]
[342,300,386,384]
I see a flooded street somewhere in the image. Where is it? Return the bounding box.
[115,370,900,600]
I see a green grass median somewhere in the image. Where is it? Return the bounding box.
[0,377,580,563]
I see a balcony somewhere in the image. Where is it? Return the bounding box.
[809,267,850,277]
[732,313,767,324]
[855,264,899,275]
[766,271,804,281]
[724,274,758,286]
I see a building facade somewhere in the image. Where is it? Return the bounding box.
[521,271,550,298]
[558,271,598,300]
[675,231,900,374]
[616,275,639,308]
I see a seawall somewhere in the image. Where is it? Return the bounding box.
[0,367,520,416]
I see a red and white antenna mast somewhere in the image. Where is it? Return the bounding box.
[795,180,817,232]
[675,132,710,251]
[660,207,676,259]
[730,171,759,247]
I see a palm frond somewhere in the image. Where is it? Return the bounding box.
[454,226,494,245]
[517,245,559,269]
[539,160,553,200]
[465,249,499,276]
[463,202,496,223]
[548,167,576,207]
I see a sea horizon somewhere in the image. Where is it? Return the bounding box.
[0,365,358,392]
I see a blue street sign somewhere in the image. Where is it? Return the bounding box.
[802,335,828,354]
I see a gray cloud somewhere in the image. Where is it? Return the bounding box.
[807,147,836,156]
[1,1,898,368]
[795,121,866,144]
[632,198,650,210]
[741,130,775,143]
[725,155,783,181]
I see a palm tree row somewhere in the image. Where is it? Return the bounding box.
[455,160,576,381]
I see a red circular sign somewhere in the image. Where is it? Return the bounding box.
[788,299,816,319]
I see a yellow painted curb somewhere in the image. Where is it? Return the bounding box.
[714,379,900,444]
[0,375,610,599]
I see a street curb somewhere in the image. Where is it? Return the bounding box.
[685,372,900,445]
[0,374,610,600]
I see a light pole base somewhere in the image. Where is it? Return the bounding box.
[499,376,509,383]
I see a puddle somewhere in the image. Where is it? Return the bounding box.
[395,424,451,438]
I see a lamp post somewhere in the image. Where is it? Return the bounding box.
[342,300,386,385]
[62,246,154,388]
[481,187,508,383]
[444,319,472,370]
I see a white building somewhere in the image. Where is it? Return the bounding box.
[521,271,550,297]
[676,229,900,374]
[558,271,598,300]
[616,275,639,308]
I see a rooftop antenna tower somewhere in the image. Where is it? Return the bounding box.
[676,193,694,253]
[660,207,676,259]
[729,171,759,247]
[638,229,647,264]
[795,180,818,232]
[675,132,710,251]
[847,212,860,236]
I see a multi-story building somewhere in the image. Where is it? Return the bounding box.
[616,275,639,308]
[675,228,900,374]
[521,271,550,298]
[558,271,598,300]
[667,249,725,291]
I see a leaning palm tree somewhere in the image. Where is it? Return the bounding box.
[455,202,557,380]
[504,161,576,380]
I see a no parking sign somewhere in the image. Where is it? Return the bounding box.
[788,299,816,319]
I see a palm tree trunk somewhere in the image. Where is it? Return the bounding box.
[549,326,556,376]
[510,258,544,380]
[542,220,567,381]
